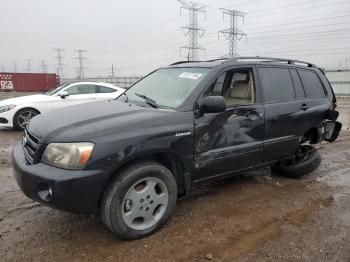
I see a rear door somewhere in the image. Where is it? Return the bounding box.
[258,66,306,162]
[296,69,330,130]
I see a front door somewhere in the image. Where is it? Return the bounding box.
[193,67,265,182]
[51,84,98,110]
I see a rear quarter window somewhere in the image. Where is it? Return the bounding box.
[297,69,326,99]
[258,67,295,103]
[97,86,115,93]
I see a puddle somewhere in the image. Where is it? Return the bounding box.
[318,167,350,189]
[197,197,334,261]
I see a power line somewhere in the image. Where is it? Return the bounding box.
[53,48,65,77]
[218,8,246,58]
[74,49,88,79]
[203,0,349,30]
[178,0,208,61]
[247,21,350,35]
[249,0,349,19]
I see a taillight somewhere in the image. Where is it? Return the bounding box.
[332,99,337,110]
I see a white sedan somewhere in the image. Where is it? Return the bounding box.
[0,81,125,130]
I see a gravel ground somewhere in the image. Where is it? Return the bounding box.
[0,92,349,261]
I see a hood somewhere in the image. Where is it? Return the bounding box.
[28,100,176,143]
[0,94,50,106]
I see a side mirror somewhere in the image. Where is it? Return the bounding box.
[200,96,226,114]
[59,91,69,99]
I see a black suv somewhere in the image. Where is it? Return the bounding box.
[12,57,341,239]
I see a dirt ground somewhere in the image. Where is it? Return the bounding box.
[0,92,350,261]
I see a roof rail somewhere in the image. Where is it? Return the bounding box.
[169,61,195,66]
[169,58,229,66]
[206,58,229,62]
[227,56,316,67]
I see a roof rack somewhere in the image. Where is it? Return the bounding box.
[227,56,316,68]
[169,56,316,68]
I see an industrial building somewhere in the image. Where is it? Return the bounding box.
[326,69,350,97]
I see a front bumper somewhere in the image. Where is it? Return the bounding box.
[12,142,110,213]
[0,110,14,128]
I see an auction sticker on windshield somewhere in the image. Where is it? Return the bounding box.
[178,72,203,80]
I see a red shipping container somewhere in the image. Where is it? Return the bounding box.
[0,72,60,92]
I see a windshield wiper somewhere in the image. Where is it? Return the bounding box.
[135,93,158,108]
[123,92,129,102]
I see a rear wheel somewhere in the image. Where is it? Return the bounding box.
[13,108,39,130]
[101,162,177,239]
[271,145,321,178]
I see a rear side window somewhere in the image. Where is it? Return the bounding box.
[290,69,306,99]
[97,86,115,93]
[297,70,326,98]
[258,67,295,103]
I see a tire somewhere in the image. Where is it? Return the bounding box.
[101,161,177,240]
[271,145,321,178]
[13,108,39,131]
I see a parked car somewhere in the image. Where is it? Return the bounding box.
[0,82,125,130]
[12,57,341,239]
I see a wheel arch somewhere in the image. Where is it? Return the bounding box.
[99,150,190,206]
[13,106,41,120]
[12,107,41,129]
[303,126,322,144]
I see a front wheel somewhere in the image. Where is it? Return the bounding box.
[271,145,321,178]
[13,108,39,131]
[101,162,177,240]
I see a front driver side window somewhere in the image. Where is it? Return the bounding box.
[207,69,255,106]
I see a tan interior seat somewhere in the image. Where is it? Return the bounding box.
[225,80,252,105]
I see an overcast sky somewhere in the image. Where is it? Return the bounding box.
[1,0,350,77]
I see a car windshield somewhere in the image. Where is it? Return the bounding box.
[124,67,209,108]
[44,83,69,96]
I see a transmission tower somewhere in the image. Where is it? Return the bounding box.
[218,8,247,58]
[74,49,87,79]
[25,59,32,72]
[40,60,48,73]
[178,0,208,61]
[13,62,17,72]
[111,64,116,78]
[53,48,65,77]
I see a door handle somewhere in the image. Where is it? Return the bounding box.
[247,111,263,120]
[300,104,310,111]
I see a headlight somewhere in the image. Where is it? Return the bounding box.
[42,142,94,170]
[0,104,16,113]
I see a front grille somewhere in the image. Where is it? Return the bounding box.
[23,129,41,164]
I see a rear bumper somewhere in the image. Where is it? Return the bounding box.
[12,142,111,213]
[324,121,342,142]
